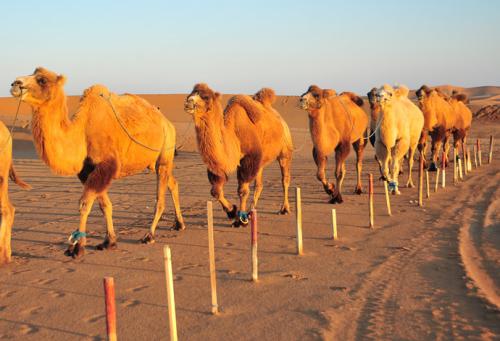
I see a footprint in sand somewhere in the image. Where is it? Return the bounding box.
[0,306,6,312]
[127,285,149,293]
[218,269,239,275]
[85,314,105,323]
[121,299,141,308]
[30,278,57,286]
[178,264,202,271]
[0,290,17,298]
[19,324,39,335]
[21,306,43,316]
[48,290,65,298]
[9,268,31,276]
[281,272,308,281]
[223,242,234,247]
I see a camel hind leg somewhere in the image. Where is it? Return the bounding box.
[234,152,261,227]
[331,142,350,204]
[352,139,365,194]
[406,144,417,188]
[250,168,264,210]
[277,153,292,214]
[0,173,15,265]
[96,192,117,250]
[313,147,335,200]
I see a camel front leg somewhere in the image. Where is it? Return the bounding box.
[0,182,15,265]
[406,146,417,188]
[277,154,292,214]
[313,147,334,197]
[418,129,429,168]
[96,192,117,249]
[250,168,264,210]
[332,143,350,204]
[65,190,97,258]
[375,140,390,182]
[352,139,365,194]
[207,170,236,219]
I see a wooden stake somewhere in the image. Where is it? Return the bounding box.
[383,181,392,216]
[163,246,178,341]
[425,170,430,199]
[331,209,338,240]
[250,209,258,281]
[467,147,472,172]
[295,187,303,255]
[103,277,117,341]
[477,139,482,166]
[464,147,468,176]
[368,174,374,228]
[473,144,478,168]
[434,168,440,192]
[489,136,494,164]
[207,201,218,314]
[441,152,446,188]
[418,154,424,206]
[458,153,463,180]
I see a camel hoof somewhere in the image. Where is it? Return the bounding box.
[225,205,238,219]
[391,190,401,195]
[329,190,344,204]
[407,183,415,188]
[140,233,155,244]
[428,162,438,172]
[96,239,117,251]
[278,206,290,215]
[323,183,335,195]
[64,243,85,259]
[173,220,186,231]
[379,175,388,181]
[354,187,363,195]
[231,220,248,228]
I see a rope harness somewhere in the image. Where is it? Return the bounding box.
[68,230,87,245]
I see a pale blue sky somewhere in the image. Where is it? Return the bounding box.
[1,0,499,96]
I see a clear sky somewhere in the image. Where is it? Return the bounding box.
[1,0,499,96]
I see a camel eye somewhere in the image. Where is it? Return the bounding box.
[37,77,47,86]
[201,95,210,101]
[313,94,320,99]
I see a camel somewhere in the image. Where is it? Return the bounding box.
[367,87,381,147]
[10,67,185,258]
[299,85,368,203]
[0,121,31,265]
[448,91,473,161]
[374,85,424,194]
[184,84,293,227]
[416,85,457,170]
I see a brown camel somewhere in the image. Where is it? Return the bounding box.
[299,85,368,203]
[10,67,185,258]
[367,87,381,147]
[0,121,31,265]
[184,84,293,226]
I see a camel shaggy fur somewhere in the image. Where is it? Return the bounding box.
[374,85,424,194]
[10,67,185,257]
[299,85,368,203]
[0,121,31,265]
[448,91,473,160]
[184,84,293,226]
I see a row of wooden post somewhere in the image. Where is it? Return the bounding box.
[101,135,494,340]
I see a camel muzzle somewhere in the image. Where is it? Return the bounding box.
[10,81,25,98]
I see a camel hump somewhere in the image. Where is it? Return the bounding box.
[394,85,410,98]
[9,165,32,190]
[340,91,364,107]
[226,95,263,124]
[452,93,469,104]
[81,84,111,100]
[253,88,276,106]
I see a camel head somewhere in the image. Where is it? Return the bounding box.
[184,83,222,118]
[375,84,395,106]
[253,88,276,106]
[10,67,66,107]
[299,85,336,112]
[415,85,432,103]
[367,87,379,109]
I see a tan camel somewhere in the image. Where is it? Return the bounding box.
[0,121,32,265]
[184,84,293,226]
[10,67,185,258]
[448,91,473,160]
[299,85,368,203]
[374,85,424,194]
[416,85,457,170]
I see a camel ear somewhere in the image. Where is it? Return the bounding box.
[214,92,221,100]
[57,74,67,86]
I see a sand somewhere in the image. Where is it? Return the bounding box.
[0,87,498,340]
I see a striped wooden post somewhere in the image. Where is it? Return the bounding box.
[383,181,392,216]
[103,277,117,341]
[250,209,258,281]
[434,168,440,192]
[477,139,482,166]
[441,152,446,188]
[207,201,218,314]
[425,170,430,199]
[453,148,458,184]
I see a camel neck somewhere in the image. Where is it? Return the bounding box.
[193,110,240,176]
[31,93,88,176]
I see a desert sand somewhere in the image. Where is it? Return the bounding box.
[0,87,498,340]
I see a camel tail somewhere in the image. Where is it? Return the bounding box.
[341,92,364,107]
[9,165,32,190]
